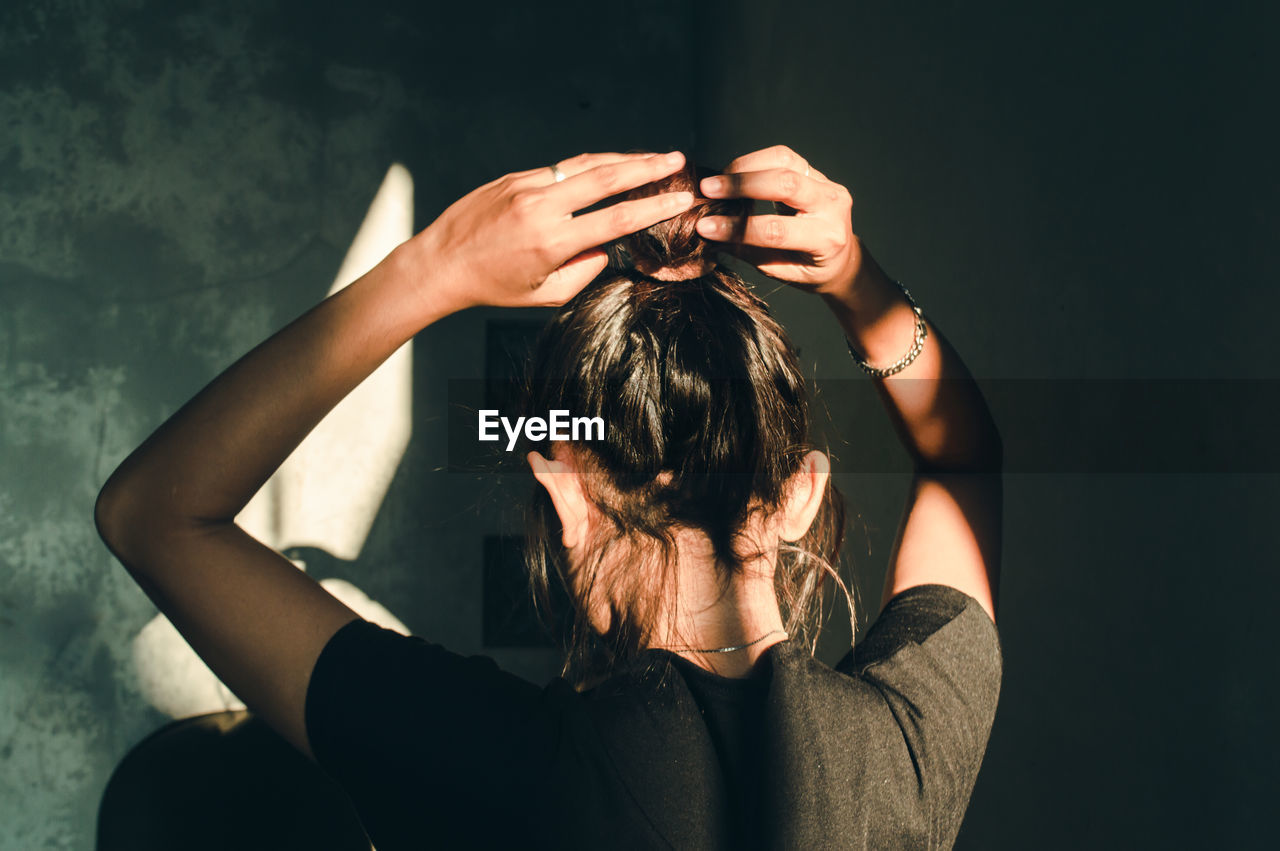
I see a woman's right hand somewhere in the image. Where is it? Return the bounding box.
[416,151,695,313]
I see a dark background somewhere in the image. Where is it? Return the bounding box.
[1,0,1276,847]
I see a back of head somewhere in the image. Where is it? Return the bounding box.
[523,157,845,686]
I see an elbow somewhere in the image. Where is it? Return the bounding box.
[965,407,1003,473]
[915,429,1003,476]
[94,473,131,558]
[973,434,1004,474]
[966,415,1004,474]
[95,469,159,563]
[983,428,1004,473]
[96,469,220,567]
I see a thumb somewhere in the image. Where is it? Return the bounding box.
[534,249,609,305]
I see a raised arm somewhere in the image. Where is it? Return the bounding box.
[822,249,1002,621]
[94,151,697,759]
[695,145,1001,623]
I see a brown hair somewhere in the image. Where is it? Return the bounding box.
[521,157,849,688]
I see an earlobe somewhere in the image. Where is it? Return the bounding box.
[527,450,589,549]
[779,450,831,542]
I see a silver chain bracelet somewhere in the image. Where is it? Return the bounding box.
[846,280,929,378]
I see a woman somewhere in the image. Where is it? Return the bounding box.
[96,146,1002,849]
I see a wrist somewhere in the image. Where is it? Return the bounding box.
[819,245,925,370]
[820,244,896,329]
[393,230,468,324]
[817,236,880,307]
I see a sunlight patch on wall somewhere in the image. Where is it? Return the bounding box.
[132,164,415,719]
[239,162,416,561]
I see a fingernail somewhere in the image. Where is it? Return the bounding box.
[668,191,694,208]
[697,217,723,235]
[701,177,726,196]
[665,151,684,165]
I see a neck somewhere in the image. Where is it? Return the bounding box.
[647,528,787,678]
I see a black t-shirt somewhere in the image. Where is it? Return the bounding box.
[305,584,1001,849]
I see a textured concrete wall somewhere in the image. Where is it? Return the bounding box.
[2,0,1276,848]
[0,1,696,846]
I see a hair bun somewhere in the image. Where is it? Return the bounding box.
[611,157,751,278]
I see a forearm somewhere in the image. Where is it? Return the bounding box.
[95,151,692,568]
[96,237,449,558]
[822,241,1002,473]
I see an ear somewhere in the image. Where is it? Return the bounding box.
[527,450,591,549]
[778,450,831,543]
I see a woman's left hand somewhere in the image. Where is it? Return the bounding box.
[693,144,864,298]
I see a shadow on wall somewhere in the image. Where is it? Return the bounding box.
[98,711,371,850]
[102,166,413,845]
[127,164,415,720]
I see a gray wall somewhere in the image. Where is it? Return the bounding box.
[690,1,1278,847]
[1,0,1275,847]
[0,1,698,846]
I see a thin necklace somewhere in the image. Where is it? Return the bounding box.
[660,629,788,655]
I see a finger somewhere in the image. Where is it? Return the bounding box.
[559,190,695,257]
[722,144,826,180]
[550,151,688,213]
[508,151,663,189]
[712,240,810,268]
[555,150,669,180]
[695,213,837,256]
[708,241,823,286]
[531,248,610,306]
[699,167,841,214]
